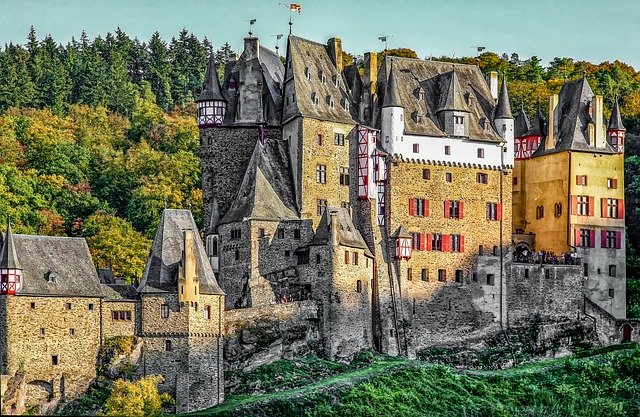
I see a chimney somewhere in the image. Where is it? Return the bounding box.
[228,53,239,64]
[487,71,498,100]
[364,52,378,96]
[592,95,606,148]
[546,94,559,150]
[327,37,343,74]
[244,37,260,60]
[179,229,199,303]
[329,211,339,247]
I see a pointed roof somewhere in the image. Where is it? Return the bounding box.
[197,53,226,102]
[0,217,21,270]
[308,208,373,257]
[221,139,299,224]
[495,76,513,119]
[608,96,625,131]
[206,198,220,235]
[138,209,223,295]
[438,66,471,113]
[382,61,402,108]
[527,105,545,137]
[514,106,531,138]
[390,225,411,239]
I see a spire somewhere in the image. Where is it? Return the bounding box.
[438,65,470,113]
[514,105,531,138]
[197,53,226,102]
[0,217,21,270]
[529,104,545,137]
[207,198,221,235]
[608,96,625,131]
[382,61,402,108]
[495,75,513,119]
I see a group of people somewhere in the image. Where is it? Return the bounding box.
[514,249,580,265]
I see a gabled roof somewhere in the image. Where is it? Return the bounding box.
[282,35,356,124]
[390,226,411,239]
[514,106,531,138]
[197,53,225,102]
[138,209,223,295]
[375,58,503,142]
[221,139,298,224]
[494,76,513,119]
[528,106,545,137]
[0,218,20,270]
[308,208,373,257]
[608,96,625,131]
[382,61,402,108]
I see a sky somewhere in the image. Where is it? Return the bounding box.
[1,0,640,68]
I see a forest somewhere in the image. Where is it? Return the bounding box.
[0,27,638,315]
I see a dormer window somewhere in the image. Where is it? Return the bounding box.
[412,111,424,124]
[319,70,326,84]
[327,95,334,108]
[311,92,319,105]
[415,87,426,100]
[483,119,491,131]
[454,116,464,125]
[333,75,340,87]
[465,93,473,106]
[304,66,311,80]
[342,98,349,111]
[228,78,237,90]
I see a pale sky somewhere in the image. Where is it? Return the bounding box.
[1,0,639,68]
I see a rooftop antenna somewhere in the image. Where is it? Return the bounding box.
[471,46,485,66]
[378,35,393,51]
[272,33,284,55]
[280,3,302,35]
[247,19,256,37]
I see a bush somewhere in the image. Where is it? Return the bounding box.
[100,375,172,417]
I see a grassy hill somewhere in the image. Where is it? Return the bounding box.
[193,345,640,417]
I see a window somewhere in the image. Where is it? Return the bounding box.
[333,74,340,87]
[454,116,464,125]
[451,234,463,252]
[297,250,309,265]
[51,355,58,366]
[311,92,319,105]
[277,228,285,239]
[317,199,327,216]
[351,252,359,265]
[545,269,551,279]
[317,134,323,145]
[413,144,420,153]
[472,273,478,282]
[343,99,349,111]
[316,254,321,264]
[476,173,488,184]
[69,328,75,336]
[583,263,589,277]
[422,169,430,180]
[536,205,544,219]
[487,203,498,220]
[446,200,462,219]
[235,249,240,260]
[609,265,617,277]
[486,274,495,286]
[445,145,451,155]
[609,288,615,298]
[577,195,590,216]
[409,198,429,217]
[341,201,350,209]
[88,303,94,311]
[432,233,442,251]
[607,178,618,189]
[334,133,345,146]
[344,251,350,264]
[579,228,593,247]
[327,95,334,108]
[293,229,301,239]
[65,302,72,310]
[455,270,463,283]
[304,66,310,80]
[524,269,530,278]
[230,229,241,240]
[407,268,413,281]
[603,230,621,249]
[411,232,422,250]
[165,340,172,351]
[478,245,484,255]
[259,228,266,238]
[339,167,350,186]
[356,280,362,293]
[606,198,619,218]
[576,175,588,186]
[161,304,169,319]
[40,327,45,336]
[438,269,446,282]
[320,70,326,84]
[445,173,452,183]
[493,246,498,256]
[421,268,428,281]
[30,302,36,309]
[554,203,562,218]
[477,148,485,159]
[112,311,132,321]
[316,165,327,183]
[513,177,518,186]
[284,250,290,257]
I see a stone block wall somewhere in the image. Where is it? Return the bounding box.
[101,300,137,338]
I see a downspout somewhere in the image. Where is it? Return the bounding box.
[500,142,516,364]
[383,159,402,354]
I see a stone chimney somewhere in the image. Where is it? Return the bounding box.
[179,229,199,303]
[244,37,260,60]
[487,71,498,100]
[330,211,339,247]
[364,52,378,96]
[592,95,606,148]
[228,53,239,64]
[546,94,559,150]
[327,37,343,74]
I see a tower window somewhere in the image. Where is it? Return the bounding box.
[259,228,266,238]
[30,302,36,309]
[69,328,75,336]
[454,116,464,125]
[344,251,350,265]
[476,173,488,184]
[277,228,285,239]
[609,288,615,298]
[230,229,241,240]
[165,340,172,351]
[445,173,452,183]
[51,355,58,365]
[477,148,485,158]
[317,134,323,145]
[455,270,463,282]
[294,229,301,239]
[327,95,334,108]
[334,133,345,146]
[421,268,428,281]
[422,169,430,180]
[204,305,211,320]
[316,165,327,183]
[40,328,45,336]
[353,252,359,265]
[536,205,544,219]
[88,303,94,311]
[413,144,420,153]
[445,145,451,155]
[161,304,169,319]
[486,274,495,286]
[356,280,362,293]
[65,302,72,310]
[609,265,617,277]
[554,203,563,217]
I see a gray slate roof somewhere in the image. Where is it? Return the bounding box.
[528,106,545,137]
[0,219,20,269]
[197,53,225,102]
[308,208,373,257]
[382,62,402,108]
[375,58,503,142]
[494,76,513,119]
[221,139,299,224]
[514,107,531,138]
[608,97,625,131]
[138,209,224,295]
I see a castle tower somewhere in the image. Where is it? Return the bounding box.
[196,54,226,128]
[0,218,22,295]
[381,61,404,153]
[494,75,514,166]
[205,198,221,274]
[436,65,471,138]
[608,96,625,153]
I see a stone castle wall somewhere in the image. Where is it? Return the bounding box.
[101,300,137,338]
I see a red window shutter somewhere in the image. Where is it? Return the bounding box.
[571,196,578,215]
[601,198,607,218]
[424,199,430,217]
[589,229,596,248]
[442,235,451,252]
[459,201,464,219]
[409,198,415,216]
[460,235,465,252]
[444,201,450,218]
[426,233,432,251]
[618,199,624,219]
[419,233,426,251]
[574,228,581,247]
[601,229,607,248]
[613,179,618,189]
[584,176,588,186]
[575,175,580,185]
[588,196,594,216]
[497,204,502,221]
[615,231,622,249]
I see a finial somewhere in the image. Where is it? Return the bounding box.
[163,197,167,209]
[582,70,587,79]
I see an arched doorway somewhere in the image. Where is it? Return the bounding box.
[622,323,632,342]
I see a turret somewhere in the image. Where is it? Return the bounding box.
[0,217,22,295]
[494,75,514,166]
[196,53,226,128]
[381,61,404,153]
[437,65,471,138]
[608,96,626,153]
[391,226,412,260]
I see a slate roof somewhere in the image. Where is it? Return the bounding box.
[390,226,411,239]
[608,96,625,131]
[221,139,299,224]
[514,107,531,138]
[382,62,402,108]
[534,77,615,156]
[308,208,373,257]
[197,53,225,102]
[375,58,503,142]
[138,209,224,295]
[282,35,356,124]
[494,76,513,119]
[102,283,138,301]
[206,197,221,235]
[528,106,545,137]
[9,234,105,297]
[0,219,20,270]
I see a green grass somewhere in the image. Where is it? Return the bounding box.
[193,344,640,417]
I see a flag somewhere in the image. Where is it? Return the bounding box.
[249,19,256,25]
[258,125,265,146]
[290,3,301,13]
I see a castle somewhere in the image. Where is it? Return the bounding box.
[1,33,638,414]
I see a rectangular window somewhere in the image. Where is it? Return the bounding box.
[438,269,446,282]
[411,232,422,250]
[607,178,618,189]
[339,167,350,186]
[576,175,588,186]
[513,177,518,186]
[583,263,589,277]
[334,133,345,146]
[52,355,58,366]
[316,253,321,264]
[40,327,45,336]
[432,233,442,251]
[486,274,495,286]
[524,269,530,278]
[407,268,413,281]
[259,228,266,238]
[421,268,428,281]
[454,116,464,125]
[472,273,478,282]
[353,252,359,265]
[344,251,350,265]
[204,305,211,320]
[293,229,301,239]
[297,250,310,265]
[165,340,172,351]
[554,203,563,217]
[445,172,452,183]
[487,203,498,220]
[230,229,241,240]
[316,165,327,184]
[477,148,485,159]
[536,205,544,219]
[317,199,327,216]
[580,228,592,247]
[476,173,488,184]
[88,303,94,311]
[30,302,36,309]
[545,269,551,279]
[609,265,617,277]
[356,280,362,293]
[446,200,462,219]
[69,328,75,336]
[444,145,451,155]
[576,195,590,216]
[609,288,615,298]
[451,234,463,252]
[317,134,323,146]
[413,144,420,153]
[65,302,72,310]
[277,228,285,239]
[409,198,429,217]
[341,201,350,209]
[422,169,430,180]
[455,270,463,283]
[161,304,169,319]
[606,198,619,218]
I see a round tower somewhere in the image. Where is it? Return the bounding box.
[494,75,514,166]
[196,53,227,128]
[0,217,22,295]
[381,60,404,154]
[608,96,625,153]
